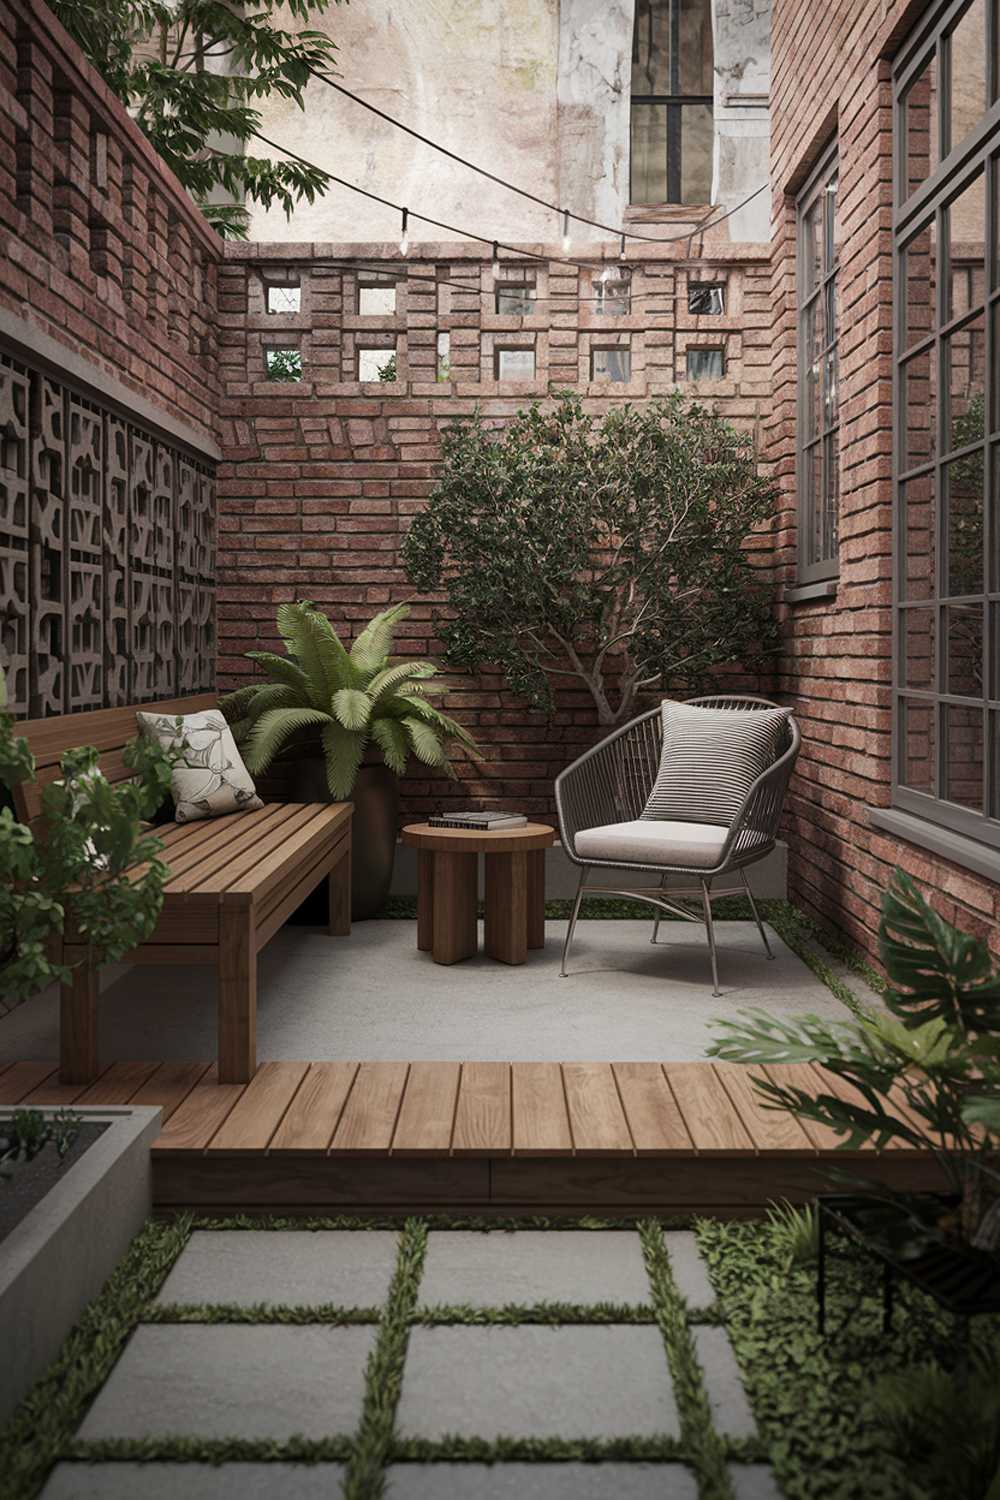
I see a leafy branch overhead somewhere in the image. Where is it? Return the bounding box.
[402,392,780,727]
[221,601,478,800]
[50,0,341,236]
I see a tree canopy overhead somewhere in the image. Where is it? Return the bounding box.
[403,392,780,727]
[50,0,340,237]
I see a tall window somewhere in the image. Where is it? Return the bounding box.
[796,147,840,582]
[630,0,713,205]
[893,0,999,850]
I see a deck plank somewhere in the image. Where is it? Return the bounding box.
[562,1063,633,1155]
[613,1062,693,1155]
[451,1062,512,1156]
[23,1066,110,1108]
[759,1065,848,1152]
[712,1063,816,1155]
[129,1062,213,1124]
[391,1062,461,1157]
[74,1060,161,1107]
[0,1062,58,1104]
[154,1066,245,1153]
[809,1065,879,1152]
[511,1062,573,1156]
[209,1062,309,1153]
[331,1062,409,1153]
[270,1062,358,1153]
[663,1062,755,1154]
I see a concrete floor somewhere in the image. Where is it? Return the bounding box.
[0,919,850,1064]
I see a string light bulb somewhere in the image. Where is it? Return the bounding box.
[399,207,409,256]
[561,209,571,255]
[491,240,500,279]
[619,232,626,263]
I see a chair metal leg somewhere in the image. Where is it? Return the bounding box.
[650,874,667,944]
[560,868,588,977]
[701,879,721,996]
[740,867,774,959]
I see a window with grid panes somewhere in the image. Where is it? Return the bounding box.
[630,0,713,205]
[796,145,840,582]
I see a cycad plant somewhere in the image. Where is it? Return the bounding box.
[220,601,477,799]
[708,870,1000,1252]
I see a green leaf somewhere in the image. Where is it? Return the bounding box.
[879,868,1000,1035]
[243,707,330,774]
[244,652,311,698]
[402,716,448,769]
[331,688,371,731]
[320,723,364,800]
[370,716,409,776]
[350,603,410,674]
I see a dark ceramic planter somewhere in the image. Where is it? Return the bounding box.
[292,756,399,920]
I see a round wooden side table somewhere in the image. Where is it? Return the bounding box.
[400,823,557,966]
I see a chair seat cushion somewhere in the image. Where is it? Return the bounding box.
[574,819,729,869]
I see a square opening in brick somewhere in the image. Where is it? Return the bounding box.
[495,347,535,380]
[358,346,397,381]
[437,331,451,381]
[688,282,726,315]
[264,348,302,382]
[495,282,535,316]
[358,276,397,316]
[591,347,631,382]
[595,271,631,315]
[266,284,301,315]
[686,347,725,379]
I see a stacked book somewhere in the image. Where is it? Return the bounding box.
[427,810,528,831]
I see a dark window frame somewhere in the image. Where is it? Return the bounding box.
[891,0,1000,852]
[688,280,726,314]
[630,0,713,205]
[795,142,840,585]
[685,346,725,379]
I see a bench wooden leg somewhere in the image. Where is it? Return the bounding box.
[329,841,352,936]
[219,908,257,1084]
[60,954,99,1084]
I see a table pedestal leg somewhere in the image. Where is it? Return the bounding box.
[527,848,546,950]
[431,851,477,964]
[417,849,435,952]
[485,850,528,965]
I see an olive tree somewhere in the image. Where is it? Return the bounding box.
[403,392,780,727]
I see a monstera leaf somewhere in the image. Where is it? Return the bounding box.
[880,870,1000,1037]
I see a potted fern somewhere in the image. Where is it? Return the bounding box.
[221,600,477,917]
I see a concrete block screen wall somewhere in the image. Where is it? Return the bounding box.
[215,242,772,821]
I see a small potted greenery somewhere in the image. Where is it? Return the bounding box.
[220,600,477,917]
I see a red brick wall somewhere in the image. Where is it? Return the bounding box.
[0,0,220,440]
[769,0,1000,957]
[216,242,773,820]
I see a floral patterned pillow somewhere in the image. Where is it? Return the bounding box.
[137,710,264,823]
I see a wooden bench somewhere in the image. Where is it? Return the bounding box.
[12,694,352,1086]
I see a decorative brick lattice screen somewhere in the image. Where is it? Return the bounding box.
[0,351,216,718]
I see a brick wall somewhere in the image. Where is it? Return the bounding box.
[768,0,1000,957]
[216,241,772,819]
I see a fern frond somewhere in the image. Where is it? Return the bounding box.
[402,715,448,768]
[331,687,372,731]
[243,708,330,774]
[367,662,435,706]
[244,651,311,699]
[350,602,410,673]
[218,684,263,723]
[321,722,365,799]
[370,716,409,775]
[303,608,358,697]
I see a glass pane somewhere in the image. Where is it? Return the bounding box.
[596,273,632,315]
[946,602,984,693]
[903,49,940,199]
[823,431,839,560]
[688,282,725,314]
[686,348,724,379]
[993,444,1000,591]
[678,103,713,204]
[901,697,936,791]
[901,346,937,470]
[945,169,986,319]
[904,608,936,688]
[496,284,534,315]
[802,200,823,298]
[901,472,937,602]
[631,105,667,203]
[803,300,824,442]
[991,709,1000,819]
[943,702,984,807]
[948,0,988,154]
[903,222,936,349]
[632,0,673,93]
[592,348,632,382]
[497,348,535,379]
[944,449,984,594]
[804,441,822,565]
[944,311,986,455]
[679,0,713,93]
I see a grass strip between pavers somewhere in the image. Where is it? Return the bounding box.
[145,1300,382,1325]
[189,1211,696,1232]
[63,1435,354,1464]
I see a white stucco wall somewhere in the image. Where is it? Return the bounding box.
[245,1,771,245]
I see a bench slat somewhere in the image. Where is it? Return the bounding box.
[221,804,351,902]
[160,806,303,896]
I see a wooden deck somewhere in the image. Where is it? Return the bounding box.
[0,1059,941,1216]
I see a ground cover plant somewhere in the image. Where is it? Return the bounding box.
[403,391,779,727]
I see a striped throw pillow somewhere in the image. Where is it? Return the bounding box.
[641,701,790,828]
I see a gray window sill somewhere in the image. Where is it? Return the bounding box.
[868,806,1000,883]
[785,579,839,604]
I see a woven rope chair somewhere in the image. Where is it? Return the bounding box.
[554,695,801,995]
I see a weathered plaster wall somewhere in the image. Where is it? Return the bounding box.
[246,1,772,245]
